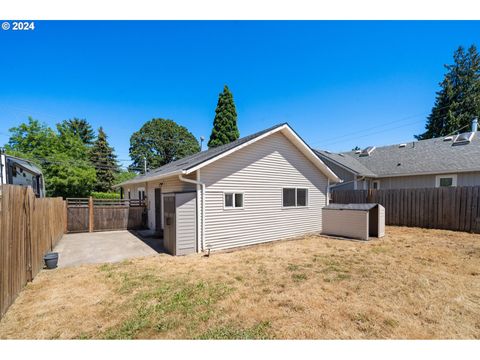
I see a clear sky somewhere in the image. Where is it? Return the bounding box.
[1,21,479,169]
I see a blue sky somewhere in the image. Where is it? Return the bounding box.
[1,21,479,168]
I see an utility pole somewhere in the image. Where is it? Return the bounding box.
[143,156,147,174]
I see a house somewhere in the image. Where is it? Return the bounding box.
[315,119,480,191]
[116,123,340,254]
[0,151,45,197]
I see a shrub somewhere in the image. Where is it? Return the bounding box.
[91,191,121,199]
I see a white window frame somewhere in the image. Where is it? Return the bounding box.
[372,180,380,190]
[223,192,244,210]
[282,187,309,208]
[435,174,457,188]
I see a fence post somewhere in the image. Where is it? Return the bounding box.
[88,196,94,232]
[64,200,68,234]
[24,187,33,282]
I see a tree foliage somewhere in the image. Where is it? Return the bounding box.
[57,118,95,145]
[208,85,240,148]
[114,170,137,185]
[89,127,119,192]
[129,118,200,171]
[5,117,97,198]
[416,45,480,140]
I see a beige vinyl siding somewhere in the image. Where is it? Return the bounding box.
[201,132,328,251]
[175,192,197,255]
[322,209,369,240]
[145,175,196,230]
[378,175,435,189]
[377,171,480,190]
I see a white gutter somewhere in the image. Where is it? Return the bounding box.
[178,172,205,252]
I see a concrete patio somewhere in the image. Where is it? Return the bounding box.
[53,230,162,268]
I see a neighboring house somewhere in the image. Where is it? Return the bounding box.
[0,152,45,197]
[116,123,340,254]
[315,119,480,191]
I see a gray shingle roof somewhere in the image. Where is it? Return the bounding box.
[314,150,376,177]
[317,132,480,178]
[117,123,287,186]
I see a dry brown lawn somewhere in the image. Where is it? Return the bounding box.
[0,226,479,339]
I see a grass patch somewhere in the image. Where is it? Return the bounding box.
[101,269,232,339]
[196,321,272,339]
[291,273,308,282]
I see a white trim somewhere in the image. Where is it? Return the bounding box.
[223,192,244,210]
[372,180,380,190]
[196,170,201,253]
[435,174,457,188]
[281,187,309,208]
[185,124,341,182]
[117,124,341,188]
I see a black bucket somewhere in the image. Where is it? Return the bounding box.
[44,252,59,269]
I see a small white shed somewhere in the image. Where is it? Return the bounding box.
[322,203,385,240]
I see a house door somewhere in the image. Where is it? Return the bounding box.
[154,188,162,235]
[163,195,176,255]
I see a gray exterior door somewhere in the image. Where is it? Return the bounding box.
[163,195,176,255]
[154,188,162,235]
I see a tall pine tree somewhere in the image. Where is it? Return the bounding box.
[416,45,480,140]
[208,85,240,148]
[90,127,118,192]
[57,118,95,145]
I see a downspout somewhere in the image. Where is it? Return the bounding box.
[178,172,205,252]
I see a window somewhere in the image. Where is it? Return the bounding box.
[283,188,308,207]
[435,174,457,188]
[372,180,380,190]
[224,192,243,209]
[138,187,146,201]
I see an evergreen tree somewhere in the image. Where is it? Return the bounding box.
[58,118,95,145]
[416,45,480,140]
[90,127,118,192]
[208,85,240,148]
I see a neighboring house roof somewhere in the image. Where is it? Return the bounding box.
[117,123,341,187]
[316,131,480,178]
[314,150,376,177]
[7,155,43,175]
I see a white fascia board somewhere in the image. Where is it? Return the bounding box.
[113,170,184,188]
[184,124,341,183]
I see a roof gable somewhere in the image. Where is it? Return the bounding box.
[118,123,340,186]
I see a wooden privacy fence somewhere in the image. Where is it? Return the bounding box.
[66,197,146,233]
[0,185,65,318]
[331,186,480,233]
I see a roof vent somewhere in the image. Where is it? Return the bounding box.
[453,132,475,146]
[324,150,331,154]
[443,136,454,141]
[359,146,376,157]
[399,143,406,148]
[354,150,361,154]
[338,154,345,157]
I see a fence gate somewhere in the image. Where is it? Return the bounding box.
[66,197,146,233]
